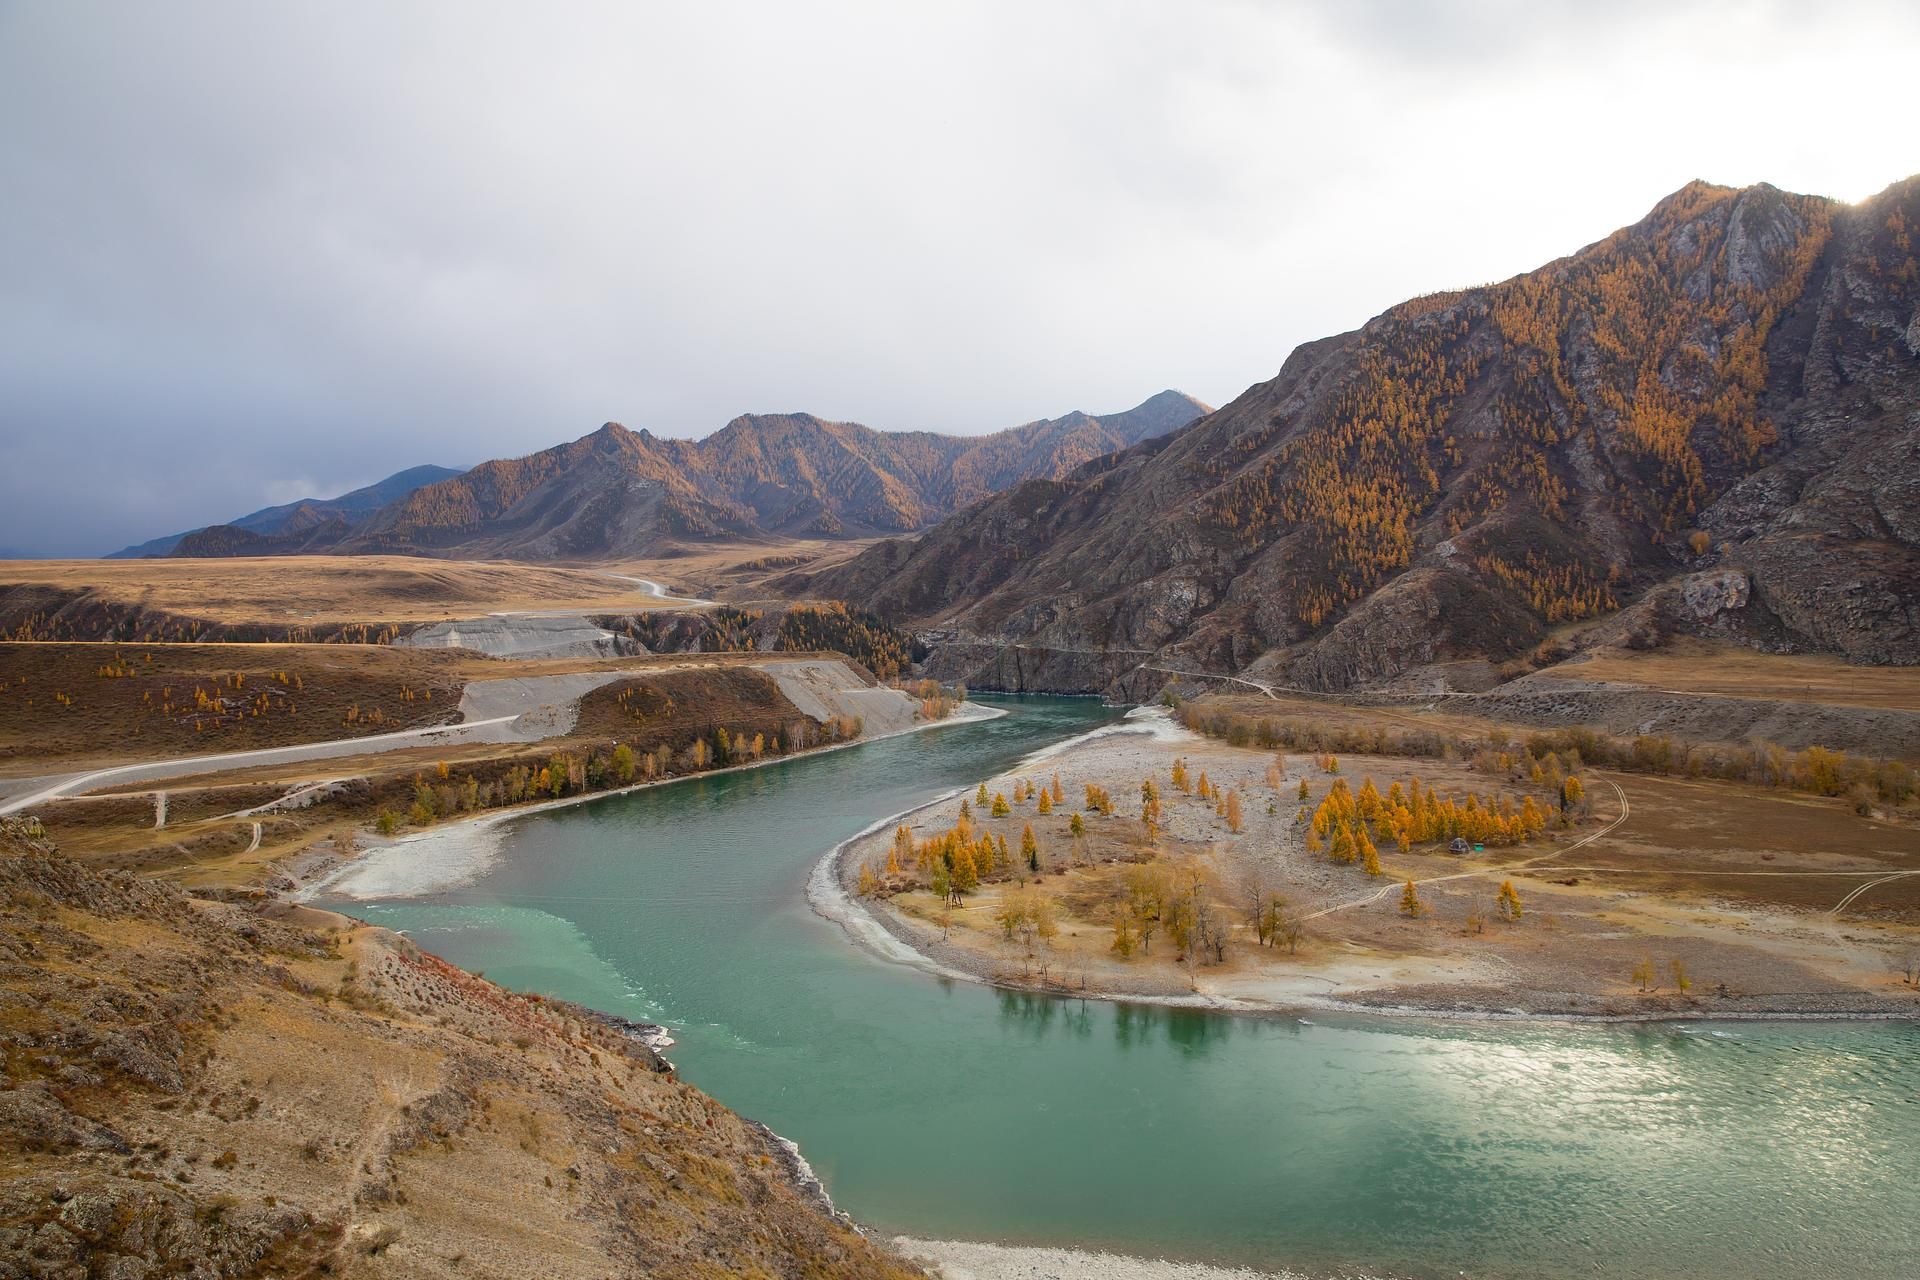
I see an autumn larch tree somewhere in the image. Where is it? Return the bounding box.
[1561,775,1585,813]
[951,843,978,898]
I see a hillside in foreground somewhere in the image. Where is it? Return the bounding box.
[803,177,1920,696]
[0,816,926,1278]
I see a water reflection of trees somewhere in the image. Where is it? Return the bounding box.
[995,991,1235,1056]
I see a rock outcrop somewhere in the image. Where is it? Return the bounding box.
[395,614,640,660]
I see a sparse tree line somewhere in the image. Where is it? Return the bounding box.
[857,774,1078,901]
[1177,704,1917,809]
[1630,956,1692,995]
[2,605,408,645]
[896,677,967,721]
[1312,771,1574,859]
[373,713,863,834]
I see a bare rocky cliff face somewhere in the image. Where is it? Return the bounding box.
[804,177,1920,694]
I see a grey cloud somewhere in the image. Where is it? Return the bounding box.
[1,0,1913,554]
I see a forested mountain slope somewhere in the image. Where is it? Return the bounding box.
[802,178,1920,695]
[177,392,1208,560]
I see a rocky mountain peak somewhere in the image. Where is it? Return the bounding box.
[805,175,1920,695]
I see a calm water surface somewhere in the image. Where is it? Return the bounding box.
[322,696,1920,1279]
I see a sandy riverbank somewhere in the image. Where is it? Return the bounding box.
[896,1237,1307,1280]
[817,710,1920,1023]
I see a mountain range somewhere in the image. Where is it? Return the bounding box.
[158,392,1209,560]
[110,464,464,558]
[801,176,1920,693]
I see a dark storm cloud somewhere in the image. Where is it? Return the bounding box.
[1,0,1912,555]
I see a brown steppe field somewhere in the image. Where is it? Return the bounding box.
[0,555,699,626]
[0,642,474,772]
[0,641,775,774]
[1537,637,1920,711]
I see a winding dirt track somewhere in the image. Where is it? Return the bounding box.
[612,575,715,608]
[1829,870,1920,917]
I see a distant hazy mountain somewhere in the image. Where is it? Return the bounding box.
[179,392,1210,560]
[111,464,465,558]
[803,176,1920,692]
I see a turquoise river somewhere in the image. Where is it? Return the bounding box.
[319,695,1920,1279]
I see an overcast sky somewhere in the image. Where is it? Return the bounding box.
[1,1,1914,556]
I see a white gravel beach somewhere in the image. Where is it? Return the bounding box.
[896,1238,1307,1280]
